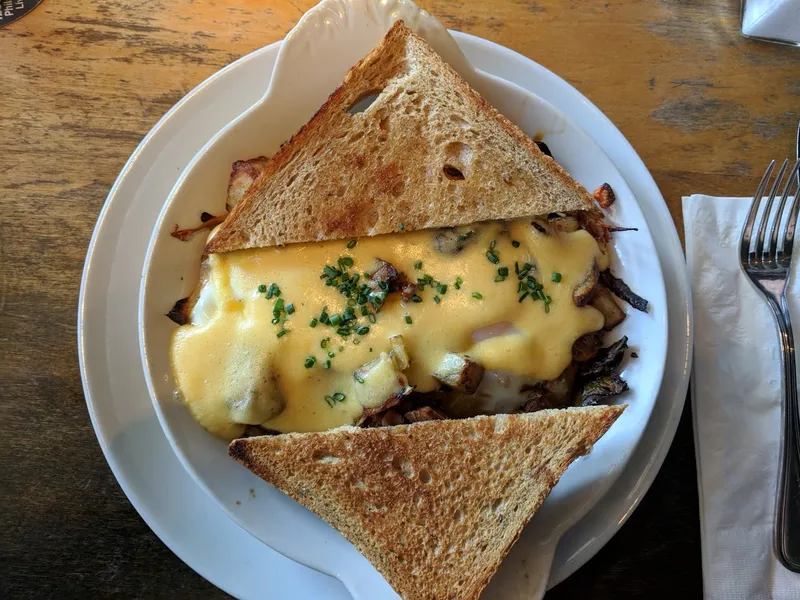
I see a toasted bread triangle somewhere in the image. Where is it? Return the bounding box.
[229,405,624,599]
[206,21,594,253]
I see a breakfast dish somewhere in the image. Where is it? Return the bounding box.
[168,22,644,440]
[162,19,649,600]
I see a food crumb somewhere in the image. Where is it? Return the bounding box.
[249,488,256,499]
[630,352,639,358]
[235,500,241,506]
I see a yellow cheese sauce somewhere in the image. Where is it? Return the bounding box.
[170,219,608,438]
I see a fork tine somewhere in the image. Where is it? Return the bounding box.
[755,159,790,261]
[772,159,800,265]
[781,161,800,262]
[742,160,776,264]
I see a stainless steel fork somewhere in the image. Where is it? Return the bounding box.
[739,157,800,572]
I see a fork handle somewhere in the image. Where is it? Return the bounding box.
[774,300,800,571]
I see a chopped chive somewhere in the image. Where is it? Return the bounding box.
[544,303,551,313]
[437,283,447,294]
[309,318,318,328]
[353,339,361,345]
[367,313,377,323]
[457,230,473,242]
[356,326,370,335]
[544,295,552,304]
[355,374,365,383]
[321,338,329,349]
[434,295,441,304]
[323,360,331,369]
[304,357,316,369]
[486,251,499,264]
[347,239,358,249]
[455,276,463,290]
[398,222,405,231]
[357,294,368,305]
[328,351,335,358]
[274,298,284,312]
[339,346,344,352]
[258,284,267,293]
[472,292,483,300]
[271,317,279,324]
[332,392,346,402]
[411,295,422,303]
[514,261,520,275]
[360,305,369,316]
[490,240,496,250]
[336,327,350,336]
[551,272,562,283]
[498,267,509,277]
[414,261,423,270]
[404,315,412,325]
[286,303,295,315]
[338,256,354,269]
[494,275,506,282]
[512,240,520,248]
[276,329,288,338]
[519,292,529,302]
[329,314,342,327]
[325,396,334,407]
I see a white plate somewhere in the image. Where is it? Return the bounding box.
[79,23,692,600]
[139,3,666,597]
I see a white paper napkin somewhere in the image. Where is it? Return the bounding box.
[684,194,800,600]
[742,0,800,44]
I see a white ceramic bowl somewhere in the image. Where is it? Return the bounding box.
[139,1,669,598]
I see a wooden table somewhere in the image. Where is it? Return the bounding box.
[2,0,797,597]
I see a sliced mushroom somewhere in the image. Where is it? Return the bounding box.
[580,336,628,379]
[405,406,447,423]
[432,353,485,394]
[547,215,580,234]
[434,226,480,254]
[600,270,649,313]
[590,285,626,330]
[576,373,628,407]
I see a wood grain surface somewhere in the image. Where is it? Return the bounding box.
[2,0,798,598]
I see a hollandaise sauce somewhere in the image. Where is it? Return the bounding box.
[171,218,608,438]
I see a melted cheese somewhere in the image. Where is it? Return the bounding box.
[170,219,608,438]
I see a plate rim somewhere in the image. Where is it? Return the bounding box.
[78,32,692,598]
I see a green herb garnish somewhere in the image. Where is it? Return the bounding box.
[472,292,483,300]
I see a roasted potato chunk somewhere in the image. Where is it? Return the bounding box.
[573,260,599,307]
[590,285,626,330]
[353,351,412,412]
[432,353,485,394]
